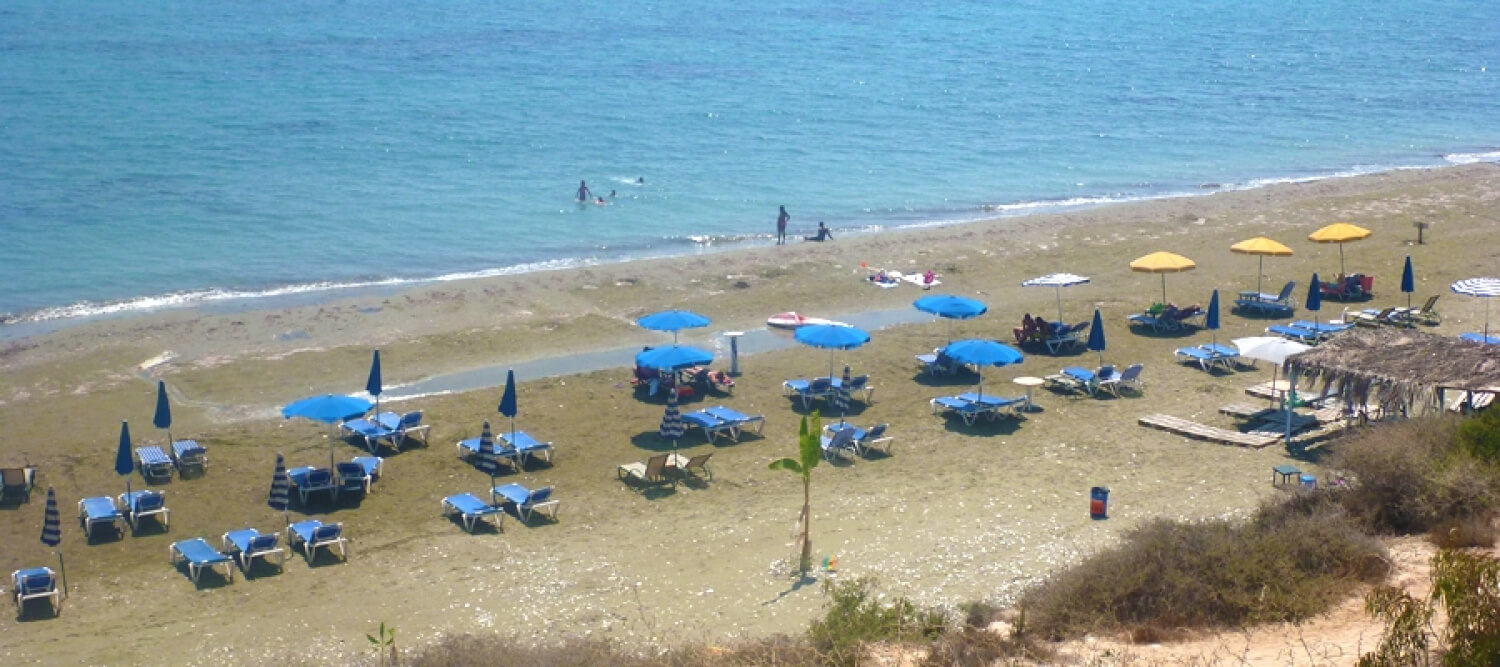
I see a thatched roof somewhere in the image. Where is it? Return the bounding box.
[1285,328,1500,413]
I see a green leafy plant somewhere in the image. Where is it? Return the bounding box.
[1360,550,1500,666]
[769,411,822,575]
[367,621,398,666]
[808,576,947,666]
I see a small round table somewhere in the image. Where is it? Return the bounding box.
[1013,376,1044,411]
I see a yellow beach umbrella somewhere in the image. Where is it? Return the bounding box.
[1308,222,1371,276]
[1230,237,1293,296]
[1130,251,1196,305]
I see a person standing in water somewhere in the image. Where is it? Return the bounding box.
[776,205,790,245]
[577,180,593,203]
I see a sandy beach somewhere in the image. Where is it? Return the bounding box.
[3,163,1499,665]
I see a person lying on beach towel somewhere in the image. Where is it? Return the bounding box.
[867,270,899,287]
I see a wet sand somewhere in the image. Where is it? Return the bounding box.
[2,163,1498,664]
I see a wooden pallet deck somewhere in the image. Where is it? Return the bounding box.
[1138,413,1282,448]
[1219,402,1275,420]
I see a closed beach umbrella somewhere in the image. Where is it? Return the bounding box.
[152,380,173,445]
[1305,273,1324,333]
[834,365,852,423]
[1452,277,1500,339]
[795,323,871,381]
[474,421,502,484]
[1206,290,1222,349]
[941,339,1023,401]
[659,388,684,455]
[1130,252,1196,305]
[268,453,291,526]
[1230,237,1293,297]
[498,369,518,442]
[41,485,66,597]
[1021,273,1090,324]
[115,420,134,499]
[366,349,382,416]
[1308,222,1371,276]
[1401,256,1415,309]
[636,345,714,371]
[637,310,711,344]
[913,295,988,342]
[1086,308,1106,366]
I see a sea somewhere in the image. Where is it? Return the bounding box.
[2,0,1497,338]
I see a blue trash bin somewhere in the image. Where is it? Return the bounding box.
[1089,486,1109,520]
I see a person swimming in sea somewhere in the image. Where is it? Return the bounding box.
[804,221,833,242]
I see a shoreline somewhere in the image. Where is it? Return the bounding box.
[4,162,1500,664]
[5,154,1496,341]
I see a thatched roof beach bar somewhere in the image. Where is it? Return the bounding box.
[1284,328,1500,421]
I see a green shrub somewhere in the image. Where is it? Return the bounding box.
[1457,405,1500,462]
[1428,516,1497,550]
[1361,550,1500,667]
[806,577,947,666]
[1332,418,1500,534]
[1020,494,1386,640]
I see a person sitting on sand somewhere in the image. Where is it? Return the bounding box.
[868,269,894,285]
[804,222,833,242]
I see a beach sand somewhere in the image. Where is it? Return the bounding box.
[3,163,1498,665]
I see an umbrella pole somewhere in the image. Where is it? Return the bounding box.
[1486,299,1491,340]
[1161,275,1168,305]
[1339,245,1346,277]
[1055,287,1064,325]
[1256,256,1264,297]
[57,549,68,599]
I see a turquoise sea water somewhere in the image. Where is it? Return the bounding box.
[2,0,1496,329]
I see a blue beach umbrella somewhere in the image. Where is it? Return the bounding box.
[152,380,173,444]
[659,387,684,454]
[281,395,374,423]
[1086,309,1107,366]
[115,420,134,499]
[913,295,988,342]
[1401,256,1415,309]
[941,339,1024,401]
[41,485,66,597]
[498,369,518,443]
[638,310,711,344]
[636,345,714,371]
[1206,289,1221,348]
[795,324,871,380]
[366,349,383,416]
[1305,273,1323,333]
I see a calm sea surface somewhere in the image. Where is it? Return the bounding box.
[2,0,1496,329]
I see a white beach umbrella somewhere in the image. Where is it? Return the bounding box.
[1452,278,1500,339]
[1232,336,1311,406]
[1021,273,1090,324]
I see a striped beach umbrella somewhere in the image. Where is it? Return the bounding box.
[834,365,852,423]
[660,388,684,453]
[475,420,502,482]
[1452,277,1500,339]
[268,454,290,512]
[41,486,66,597]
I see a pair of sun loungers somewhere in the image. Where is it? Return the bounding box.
[286,457,383,504]
[1173,344,1249,372]
[1265,320,1354,344]
[617,452,713,490]
[133,440,209,483]
[442,483,561,532]
[455,431,555,471]
[680,405,766,444]
[781,376,874,409]
[1015,321,1090,354]
[1233,281,1297,316]
[819,423,893,461]
[169,520,348,584]
[339,411,430,454]
[1045,364,1145,396]
[12,567,61,616]
[930,393,1025,425]
[78,491,170,538]
[1127,304,1205,333]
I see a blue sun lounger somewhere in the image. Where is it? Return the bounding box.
[703,406,766,437]
[682,410,738,443]
[338,418,400,453]
[500,431,554,465]
[826,422,894,456]
[818,426,858,461]
[135,445,174,482]
[492,483,561,523]
[287,520,348,564]
[782,377,835,408]
[221,528,286,572]
[120,490,170,532]
[11,567,61,615]
[287,466,337,504]
[1461,333,1500,345]
[78,496,125,539]
[455,437,521,471]
[169,537,235,584]
[1199,343,1246,369]
[170,440,208,476]
[374,410,432,447]
[442,493,503,533]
